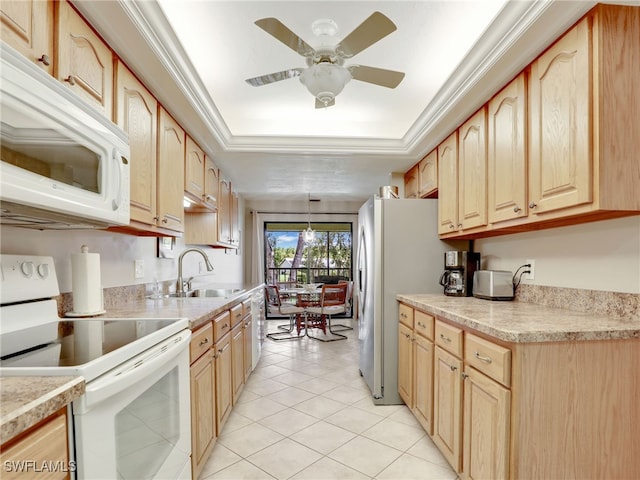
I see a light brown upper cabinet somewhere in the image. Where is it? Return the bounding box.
[418,150,438,198]
[488,72,527,225]
[217,178,232,245]
[437,132,459,234]
[528,5,640,220]
[203,156,219,211]
[185,136,206,205]
[114,60,158,228]
[403,164,419,198]
[157,106,185,233]
[458,107,488,231]
[1,0,54,74]
[56,0,113,119]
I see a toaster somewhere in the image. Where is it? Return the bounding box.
[473,270,514,301]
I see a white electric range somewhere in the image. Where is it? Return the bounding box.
[0,254,192,479]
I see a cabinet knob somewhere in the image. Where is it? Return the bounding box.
[440,333,452,343]
[162,217,168,223]
[64,75,76,86]
[461,372,469,379]
[474,352,492,363]
[37,54,51,66]
[529,201,537,209]
[513,205,522,213]
[449,364,458,372]
[199,338,209,347]
[449,224,455,230]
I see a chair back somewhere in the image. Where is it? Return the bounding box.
[265,285,282,310]
[320,282,348,307]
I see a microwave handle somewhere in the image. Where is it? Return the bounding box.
[112,149,128,211]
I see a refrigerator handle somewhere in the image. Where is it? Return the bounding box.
[357,224,367,319]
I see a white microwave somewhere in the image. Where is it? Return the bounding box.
[0,45,130,229]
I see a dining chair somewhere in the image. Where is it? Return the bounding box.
[305,283,349,341]
[264,285,305,341]
[329,280,354,332]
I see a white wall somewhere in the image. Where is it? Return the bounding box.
[475,216,640,293]
[0,224,243,293]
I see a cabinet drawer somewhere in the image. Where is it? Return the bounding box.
[230,304,243,327]
[242,299,251,318]
[435,320,463,357]
[465,333,511,387]
[213,311,231,342]
[399,303,414,328]
[415,310,434,340]
[190,323,213,364]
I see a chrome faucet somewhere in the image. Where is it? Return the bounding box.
[176,248,214,296]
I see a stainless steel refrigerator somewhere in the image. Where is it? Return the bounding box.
[356,196,464,405]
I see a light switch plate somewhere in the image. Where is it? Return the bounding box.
[134,259,144,279]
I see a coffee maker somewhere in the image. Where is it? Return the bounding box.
[439,251,480,296]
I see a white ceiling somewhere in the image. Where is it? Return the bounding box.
[74,1,598,203]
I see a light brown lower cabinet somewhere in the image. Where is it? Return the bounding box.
[230,322,244,405]
[0,408,70,480]
[433,344,464,471]
[398,302,640,479]
[214,330,232,434]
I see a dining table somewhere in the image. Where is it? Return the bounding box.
[279,286,324,335]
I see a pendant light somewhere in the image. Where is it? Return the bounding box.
[303,193,315,244]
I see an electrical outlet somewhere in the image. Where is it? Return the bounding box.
[134,259,144,279]
[524,259,535,280]
[198,261,204,274]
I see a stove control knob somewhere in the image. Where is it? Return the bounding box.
[37,263,50,279]
[20,261,34,278]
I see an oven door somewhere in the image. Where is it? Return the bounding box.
[72,330,191,480]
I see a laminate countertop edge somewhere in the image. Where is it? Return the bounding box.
[397,293,640,343]
[0,376,85,444]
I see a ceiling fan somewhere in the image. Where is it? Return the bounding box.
[245,11,405,108]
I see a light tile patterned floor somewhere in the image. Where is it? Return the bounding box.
[200,319,457,480]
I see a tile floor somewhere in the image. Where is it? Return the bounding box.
[200,318,457,480]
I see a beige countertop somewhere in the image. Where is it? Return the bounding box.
[0,283,264,444]
[397,293,640,343]
[102,283,264,330]
[0,376,85,444]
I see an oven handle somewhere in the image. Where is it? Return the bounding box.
[81,330,191,409]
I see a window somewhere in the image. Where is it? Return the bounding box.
[265,222,352,289]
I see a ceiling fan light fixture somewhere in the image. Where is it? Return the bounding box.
[300,63,351,106]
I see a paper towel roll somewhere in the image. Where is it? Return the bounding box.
[71,245,104,315]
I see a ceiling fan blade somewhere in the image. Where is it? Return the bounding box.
[335,12,397,58]
[315,98,335,109]
[254,18,315,57]
[245,68,304,87]
[348,65,405,88]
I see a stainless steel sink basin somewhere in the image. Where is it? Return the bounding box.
[159,288,245,299]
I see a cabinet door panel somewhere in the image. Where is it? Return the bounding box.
[203,156,219,210]
[231,323,244,405]
[185,136,205,203]
[529,17,591,214]
[215,335,232,432]
[157,107,185,232]
[1,0,53,73]
[433,346,463,473]
[398,323,413,407]
[488,73,527,224]
[462,367,510,480]
[438,132,459,234]
[418,150,437,197]
[190,352,215,478]
[459,108,487,230]
[414,334,434,435]
[115,61,157,225]
[57,0,113,118]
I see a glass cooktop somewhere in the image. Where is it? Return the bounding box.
[0,317,188,378]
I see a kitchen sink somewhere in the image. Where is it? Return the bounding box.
[160,288,245,299]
